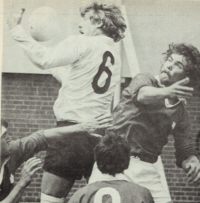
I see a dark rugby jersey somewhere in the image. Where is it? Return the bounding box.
[69,179,154,203]
[109,73,197,167]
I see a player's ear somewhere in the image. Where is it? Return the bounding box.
[95,20,103,28]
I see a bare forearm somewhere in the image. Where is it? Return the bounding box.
[137,86,167,105]
[1,182,27,203]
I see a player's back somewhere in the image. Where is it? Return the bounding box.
[54,35,121,122]
[69,180,154,203]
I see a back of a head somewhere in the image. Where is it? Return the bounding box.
[95,132,130,176]
[80,2,126,42]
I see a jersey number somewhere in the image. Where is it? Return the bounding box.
[94,187,121,203]
[92,51,115,94]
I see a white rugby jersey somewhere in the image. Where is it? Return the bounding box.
[11,25,121,122]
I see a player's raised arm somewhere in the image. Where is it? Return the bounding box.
[0,157,41,203]
[7,9,81,70]
[137,77,193,105]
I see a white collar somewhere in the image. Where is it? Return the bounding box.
[89,173,128,184]
[155,75,187,107]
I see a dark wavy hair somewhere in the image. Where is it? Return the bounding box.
[95,132,130,176]
[80,2,126,42]
[163,43,200,89]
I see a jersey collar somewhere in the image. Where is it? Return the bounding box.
[89,172,129,184]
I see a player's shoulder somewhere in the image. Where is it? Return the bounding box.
[68,183,100,203]
[66,35,94,50]
[68,35,115,48]
[127,181,149,192]
[66,34,87,42]
[126,182,154,200]
[131,73,157,86]
[134,73,155,81]
[79,35,114,46]
[68,185,89,203]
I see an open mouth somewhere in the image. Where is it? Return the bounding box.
[161,71,170,79]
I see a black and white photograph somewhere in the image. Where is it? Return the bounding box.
[1,0,200,203]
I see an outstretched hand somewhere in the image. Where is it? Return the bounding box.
[182,155,200,186]
[81,114,113,137]
[19,157,42,188]
[7,8,25,30]
[164,77,193,99]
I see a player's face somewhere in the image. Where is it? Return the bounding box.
[1,126,11,159]
[159,54,187,86]
[79,10,99,36]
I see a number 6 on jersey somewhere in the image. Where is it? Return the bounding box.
[92,51,115,94]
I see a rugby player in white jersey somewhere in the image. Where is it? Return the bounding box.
[7,2,126,202]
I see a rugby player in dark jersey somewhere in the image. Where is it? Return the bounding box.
[90,43,200,203]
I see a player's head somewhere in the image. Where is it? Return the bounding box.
[1,118,10,161]
[95,132,130,176]
[79,2,126,42]
[160,43,200,88]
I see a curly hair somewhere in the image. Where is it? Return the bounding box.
[163,43,200,89]
[80,2,126,42]
[95,132,130,176]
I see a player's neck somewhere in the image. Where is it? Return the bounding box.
[95,29,106,37]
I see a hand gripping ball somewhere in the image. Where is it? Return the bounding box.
[29,7,58,42]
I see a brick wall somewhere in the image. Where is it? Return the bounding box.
[1,73,85,203]
[1,73,200,203]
